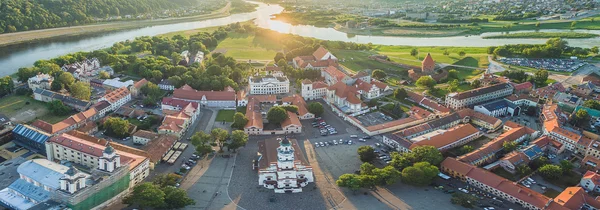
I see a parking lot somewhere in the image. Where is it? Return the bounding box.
[355,111,395,127]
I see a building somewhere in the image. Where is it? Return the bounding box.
[179,51,191,66]
[421,53,435,74]
[301,79,328,100]
[45,131,150,187]
[11,124,51,155]
[445,83,514,110]
[142,134,178,169]
[132,130,159,145]
[255,137,314,193]
[158,101,199,138]
[33,89,91,111]
[30,108,98,135]
[531,136,565,155]
[505,94,539,107]
[194,52,204,64]
[172,84,236,108]
[531,82,565,101]
[292,46,338,70]
[322,66,351,85]
[580,171,600,192]
[511,82,533,94]
[27,73,53,90]
[282,94,315,120]
[474,99,520,117]
[91,101,111,119]
[499,145,543,174]
[406,91,451,114]
[408,124,482,151]
[99,87,132,112]
[129,78,148,98]
[248,73,290,95]
[244,96,302,135]
[161,97,200,112]
[158,79,175,91]
[353,79,390,100]
[102,78,134,91]
[458,126,536,166]
[552,187,600,210]
[325,82,367,113]
[457,108,504,132]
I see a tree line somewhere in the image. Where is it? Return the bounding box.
[489,38,596,58]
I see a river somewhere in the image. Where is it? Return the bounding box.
[1,1,599,76]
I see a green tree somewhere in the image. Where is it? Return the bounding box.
[163,186,196,209]
[277,59,287,68]
[533,70,548,86]
[371,69,387,80]
[103,117,130,137]
[336,174,362,193]
[57,72,75,89]
[171,52,182,65]
[393,88,407,100]
[372,166,401,186]
[70,81,91,100]
[447,79,459,92]
[502,141,518,152]
[458,51,466,57]
[530,156,550,170]
[16,67,37,83]
[416,76,436,89]
[389,152,412,171]
[583,100,600,110]
[447,69,459,80]
[572,109,590,126]
[191,131,212,147]
[153,174,182,188]
[307,102,324,116]
[228,130,248,152]
[516,165,533,177]
[457,145,473,155]
[410,48,419,57]
[98,71,111,79]
[51,80,64,91]
[359,162,376,175]
[470,79,482,89]
[410,145,444,165]
[231,112,249,130]
[274,52,285,63]
[141,82,162,98]
[211,128,229,152]
[559,160,574,173]
[0,76,14,96]
[539,165,562,180]
[571,21,577,28]
[281,105,299,113]
[47,100,71,116]
[267,106,288,124]
[451,193,478,208]
[535,22,540,28]
[591,46,599,54]
[401,162,439,186]
[443,50,450,56]
[358,174,378,189]
[358,146,376,162]
[123,183,165,208]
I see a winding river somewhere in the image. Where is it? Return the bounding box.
[0,1,599,76]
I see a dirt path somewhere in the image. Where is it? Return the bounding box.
[0,2,232,47]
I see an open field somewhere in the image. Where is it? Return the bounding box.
[329,49,409,74]
[215,110,235,122]
[0,95,71,123]
[375,45,489,68]
[483,32,599,39]
[0,2,233,47]
[214,32,281,60]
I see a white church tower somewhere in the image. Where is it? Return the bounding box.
[59,166,87,194]
[98,145,120,172]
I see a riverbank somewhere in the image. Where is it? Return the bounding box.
[482,32,599,39]
[0,2,234,47]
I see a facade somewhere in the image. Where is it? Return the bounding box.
[30,108,98,135]
[11,124,51,155]
[158,101,199,138]
[45,131,150,187]
[292,46,338,70]
[474,99,520,117]
[580,171,600,193]
[409,124,482,151]
[27,73,53,90]
[421,53,436,74]
[91,101,111,119]
[301,79,328,100]
[248,73,290,95]
[158,79,175,91]
[33,89,91,111]
[326,82,367,113]
[406,91,451,114]
[172,85,236,108]
[129,78,148,98]
[322,66,351,86]
[99,87,132,112]
[132,130,159,145]
[445,83,514,110]
[255,137,314,193]
[282,94,315,120]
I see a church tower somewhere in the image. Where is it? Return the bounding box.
[98,144,120,172]
[59,166,86,194]
[276,136,295,170]
[422,53,436,74]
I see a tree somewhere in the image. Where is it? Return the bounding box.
[535,22,540,28]
[231,112,249,130]
[516,165,532,177]
[372,69,387,80]
[358,146,376,162]
[410,145,444,165]
[389,152,412,171]
[103,117,130,137]
[171,52,182,65]
[229,130,248,152]
[51,80,64,91]
[211,128,229,152]
[307,102,324,117]
[447,79,459,92]
[281,105,299,113]
[457,145,473,155]
[277,59,287,68]
[47,100,71,116]
[451,193,478,208]
[401,162,439,186]
[546,38,568,50]
[0,76,14,96]
[416,76,436,89]
[141,82,162,98]
[393,88,407,100]
[123,183,165,208]
[447,69,458,80]
[591,46,599,54]
[336,174,362,193]
[502,141,518,152]
[458,51,466,57]
[410,48,419,57]
[572,109,590,126]
[443,50,450,56]
[274,52,285,63]
[153,174,182,188]
[163,186,196,209]
[57,72,75,89]
[533,70,548,86]
[358,174,378,189]
[16,67,37,83]
[267,106,288,124]
[571,21,577,28]
[359,162,376,175]
[530,156,549,170]
[583,100,600,110]
[539,165,562,180]
[70,81,91,100]
[372,166,401,185]
[191,131,212,146]
[559,160,574,173]
[206,65,222,76]
[98,71,111,79]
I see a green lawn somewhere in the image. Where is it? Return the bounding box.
[0,95,71,124]
[543,189,562,198]
[375,46,489,68]
[329,49,408,75]
[215,110,235,122]
[214,32,281,60]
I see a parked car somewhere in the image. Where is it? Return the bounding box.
[333,140,338,145]
[375,143,381,147]
[359,138,366,142]
[348,140,353,145]
[458,188,469,193]
[315,143,319,148]
[350,135,358,138]
[363,136,371,139]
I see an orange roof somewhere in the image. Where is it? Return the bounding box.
[393,123,432,138]
[422,53,435,67]
[409,106,433,120]
[31,108,98,134]
[354,79,375,92]
[143,135,177,163]
[583,171,600,186]
[532,136,563,149]
[133,78,148,89]
[371,79,388,90]
[312,81,328,89]
[324,66,348,82]
[551,126,582,142]
[459,127,533,163]
[282,94,311,117]
[457,108,502,126]
[553,187,600,209]
[302,79,312,85]
[244,97,264,129]
[503,121,522,129]
[327,82,362,104]
[173,84,236,101]
[281,111,302,128]
[583,155,600,171]
[364,117,416,132]
[312,46,332,60]
[441,157,475,176]
[500,151,530,165]
[102,87,130,103]
[409,124,480,150]
[159,115,187,132]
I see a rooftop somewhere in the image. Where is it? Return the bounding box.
[448,83,513,100]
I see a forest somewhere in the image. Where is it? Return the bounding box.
[0,0,225,33]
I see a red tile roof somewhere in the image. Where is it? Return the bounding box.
[281,111,302,128]
[143,134,177,163]
[133,78,148,89]
[173,84,235,101]
[324,66,348,82]
[458,127,532,163]
[327,82,362,104]
[102,87,130,103]
[553,187,600,209]
[244,96,266,129]
[422,53,435,67]
[511,81,533,91]
[409,124,480,150]
[162,97,199,109]
[282,94,311,117]
[313,46,332,60]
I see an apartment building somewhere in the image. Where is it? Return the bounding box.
[249,73,290,95]
[99,87,132,112]
[445,83,514,110]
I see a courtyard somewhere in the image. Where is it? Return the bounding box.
[355,111,396,127]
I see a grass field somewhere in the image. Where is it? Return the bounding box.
[374,45,489,68]
[215,110,235,122]
[213,32,282,60]
[329,49,408,75]
[0,95,71,123]
[483,32,599,39]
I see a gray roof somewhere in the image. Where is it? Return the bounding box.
[481,99,515,112]
[34,89,90,108]
[427,112,461,129]
[8,179,52,203]
[92,100,111,111]
[12,124,50,144]
[450,83,513,100]
[16,160,69,190]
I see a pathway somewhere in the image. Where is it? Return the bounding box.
[487,55,507,73]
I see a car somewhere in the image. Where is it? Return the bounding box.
[325,142,329,146]
[188,159,197,164]
[527,177,535,183]
[363,136,371,139]
[378,156,388,160]
[321,132,328,136]
[313,124,319,127]
[348,140,353,145]
[524,184,531,188]
[374,150,380,153]
[350,135,358,138]
[375,143,381,147]
[191,154,200,159]
[175,171,184,175]
[320,122,326,125]
[333,140,338,145]
[381,149,388,153]
[324,125,331,128]
[458,188,469,193]
[315,143,319,148]
[359,138,366,142]
[484,207,495,210]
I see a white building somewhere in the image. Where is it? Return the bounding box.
[173,85,236,108]
[326,82,367,113]
[248,73,290,95]
[474,99,520,118]
[581,171,600,193]
[301,79,328,100]
[255,137,314,193]
[132,130,159,145]
[159,79,175,91]
[102,78,134,91]
[27,73,53,90]
[99,87,132,112]
[194,52,204,64]
[446,83,514,110]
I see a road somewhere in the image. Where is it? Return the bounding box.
[487,55,506,74]
[549,63,600,87]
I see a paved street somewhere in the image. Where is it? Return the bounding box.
[0,157,26,190]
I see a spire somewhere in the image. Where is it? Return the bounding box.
[104,144,115,155]
[280,136,291,146]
